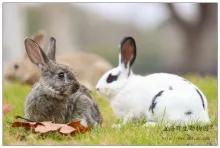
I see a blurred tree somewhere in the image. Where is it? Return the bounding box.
[26,4,80,52]
[167,3,217,75]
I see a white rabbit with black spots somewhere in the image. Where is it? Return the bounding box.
[96,37,210,127]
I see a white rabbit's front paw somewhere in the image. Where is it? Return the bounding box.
[112,123,122,129]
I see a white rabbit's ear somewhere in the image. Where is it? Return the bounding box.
[47,37,56,61]
[24,38,49,66]
[119,37,136,73]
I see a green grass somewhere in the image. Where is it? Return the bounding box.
[3,75,217,145]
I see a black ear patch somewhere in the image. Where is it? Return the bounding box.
[106,73,119,83]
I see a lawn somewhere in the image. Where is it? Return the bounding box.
[3,75,218,145]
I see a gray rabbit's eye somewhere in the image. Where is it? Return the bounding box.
[58,72,65,79]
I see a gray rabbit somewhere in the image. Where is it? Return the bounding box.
[24,37,102,126]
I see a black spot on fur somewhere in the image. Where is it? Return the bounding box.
[106,73,119,83]
[149,90,164,114]
[169,86,173,90]
[185,111,192,115]
[195,88,205,109]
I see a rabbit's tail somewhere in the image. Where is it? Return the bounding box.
[197,110,211,124]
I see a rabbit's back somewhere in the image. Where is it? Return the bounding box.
[143,73,206,100]
[66,85,103,125]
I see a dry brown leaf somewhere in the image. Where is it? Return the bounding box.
[11,116,91,136]
[59,125,76,134]
[67,120,81,128]
[12,121,41,129]
[68,120,89,133]
[35,125,51,133]
[42,122,64,131]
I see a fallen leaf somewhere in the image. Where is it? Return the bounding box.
[68,120,89,133]
[59,125,76,134]
[35,125,51,133]
[12,121,41,129]
[41,122,65,131]
[11,116,91,136]
[68,120,81,128]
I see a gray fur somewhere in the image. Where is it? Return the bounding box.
[24,37,102,125]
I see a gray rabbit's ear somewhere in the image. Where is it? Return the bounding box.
[25,38,49,66]
[119,37,136,72]
[47,37,56,61]
[23,31,46,59]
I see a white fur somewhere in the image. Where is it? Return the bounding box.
[96,63,210,126]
